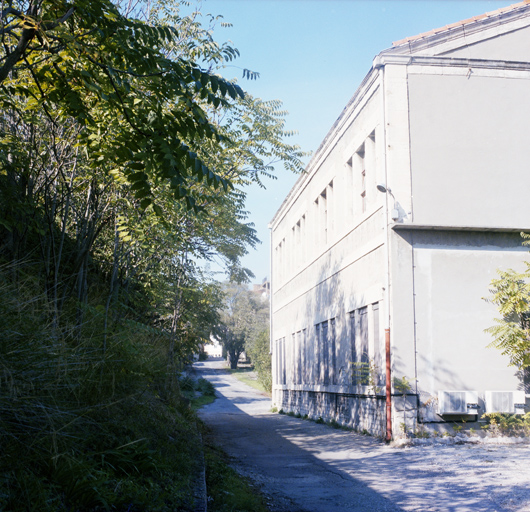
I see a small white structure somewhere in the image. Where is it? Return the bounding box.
[270,2,530,437]
[204,336,223,358]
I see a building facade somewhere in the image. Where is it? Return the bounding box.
[270,3,530,437]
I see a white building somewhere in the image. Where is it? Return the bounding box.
[270,2,530,438]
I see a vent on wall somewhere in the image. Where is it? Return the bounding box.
[438,391,479,415]
[485,391,526,414]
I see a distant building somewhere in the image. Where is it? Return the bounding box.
[270,3,530,437]
[204,336,223,358]
[253,278,271,300]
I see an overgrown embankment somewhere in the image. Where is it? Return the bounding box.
[0,264,203,510]
[0,265,269,511]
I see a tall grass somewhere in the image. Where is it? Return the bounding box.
[0,263,203,511]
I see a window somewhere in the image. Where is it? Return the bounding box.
[350,307,369,385]
[320,188,327,245]
[372,303,382,386]
[296,330,302,384]
[291,333,296,385]
[315,322,321,384]
[282,337,286,385]
[301,328,306,385]
[314,319,336,386]
[321,320,329,384]
[348,131,376,218]
[330,318,336,385]
[359,307,369,364]
[357,144,366,213]
[275,338,286,385]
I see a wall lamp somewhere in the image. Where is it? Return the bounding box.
[376,183,399,221]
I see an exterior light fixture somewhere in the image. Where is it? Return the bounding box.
[376,184,399,221]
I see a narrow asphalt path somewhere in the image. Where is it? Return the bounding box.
[195,358,530,512]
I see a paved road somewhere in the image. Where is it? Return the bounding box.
[196,359,530,512]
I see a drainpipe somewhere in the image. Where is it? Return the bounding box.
[375,57,392,442]
[382,201,392,443]
[376,190,392,442]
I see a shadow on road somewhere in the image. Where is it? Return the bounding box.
[195,358,405,512]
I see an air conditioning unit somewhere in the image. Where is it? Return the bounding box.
[485,391,526,414]
[438,390,479,415]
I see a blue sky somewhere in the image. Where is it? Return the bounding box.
[200,0,514,282]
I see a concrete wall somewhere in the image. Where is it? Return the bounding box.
[407,230,526,415]
[408,68,530,229]
[271,74,389,435]
[441,25,530,61]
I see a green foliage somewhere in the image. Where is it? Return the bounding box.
[485,248,530,368]
[394,375,412,395]
[0,263,204,511]
[481,412,530,436]
[0,0,307,507]
[351,359,382,393]
[0,0,245,209]
[452,424,464,435]
[215,283,268,370]
[197,377,216,396]
[246,328,272,392]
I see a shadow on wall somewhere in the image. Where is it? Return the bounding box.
[277,253,386,436]
[408,351,490,430]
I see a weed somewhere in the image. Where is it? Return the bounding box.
[316,416,324,424]
[270,406,278,413]
[351,359,382,393]
[481,412,530,436]
[180,375,195,391]
[414,427,430,439]
[197,378,216,396]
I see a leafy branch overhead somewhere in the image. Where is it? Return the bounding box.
[0,0,246,211]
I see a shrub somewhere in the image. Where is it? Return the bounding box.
[197,378,216,396]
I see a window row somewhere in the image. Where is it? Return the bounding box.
[274,302,382,389]
[273,131,377,286]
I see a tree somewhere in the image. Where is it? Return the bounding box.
[215,283,252,369]
[246,328,272,392]
[485,257,530,370]
[215,282,271,374]
[0,0,245,213]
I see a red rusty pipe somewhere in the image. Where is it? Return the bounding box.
[385,327,392,442]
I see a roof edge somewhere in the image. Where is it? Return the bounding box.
[389,1,530,53]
